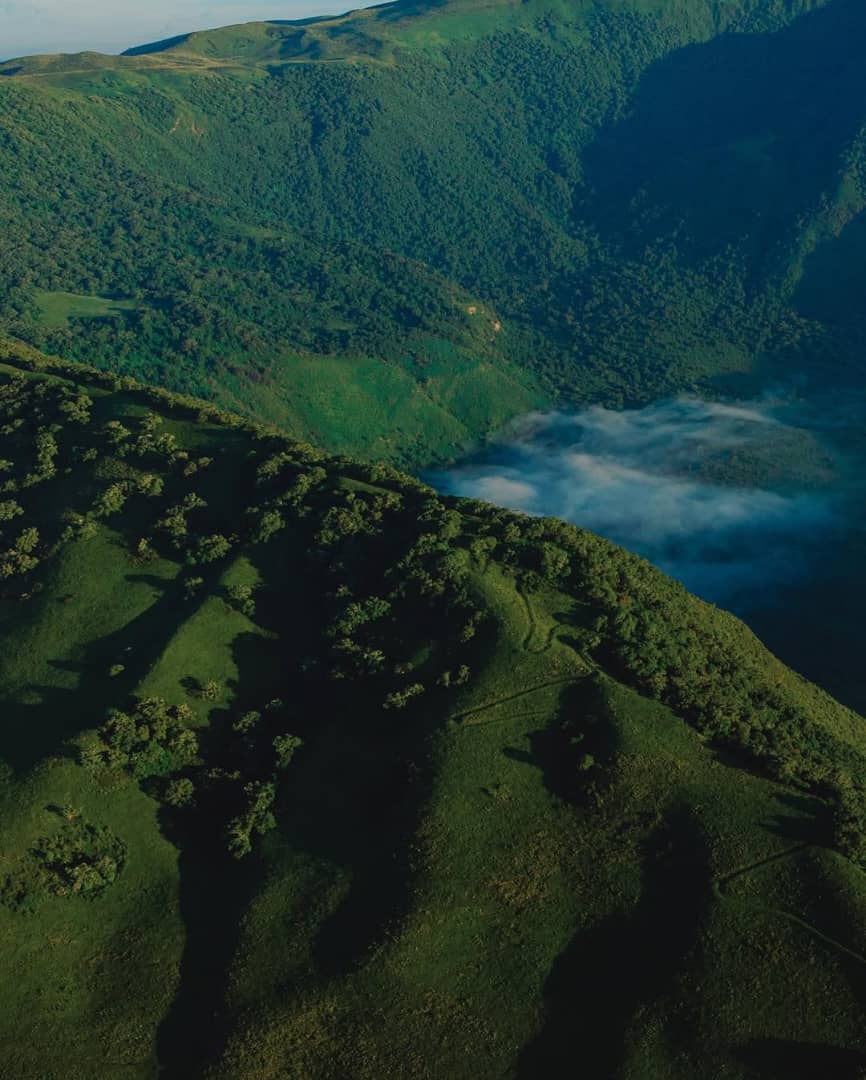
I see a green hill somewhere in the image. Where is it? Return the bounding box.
[2,0,866,464]
[2,341,866,1078]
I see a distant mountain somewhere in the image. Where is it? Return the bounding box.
[2,340,866,1078]
[2,0,866,464]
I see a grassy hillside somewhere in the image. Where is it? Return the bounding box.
[2,343,866,1078]
[2,0,866,463]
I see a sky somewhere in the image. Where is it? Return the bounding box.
[0,1,372,60]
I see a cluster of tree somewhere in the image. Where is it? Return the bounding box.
[0,370,189,588]
[80,698,198,780]
[31,813,126,899]
[78,692,304,860]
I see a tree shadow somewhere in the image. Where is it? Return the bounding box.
[1,570,206,774]
[155,829,264,1079]
[275,706,439,979]
[764,792,829,845]
[734,1038,866,1080]
[503,677,709,1075]
[517,805,710,1078]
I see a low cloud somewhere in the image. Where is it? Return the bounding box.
[434,397,839,608]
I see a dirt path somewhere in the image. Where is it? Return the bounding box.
[713,844,866,966]
[451,676,585,728]
[517,581,563,655]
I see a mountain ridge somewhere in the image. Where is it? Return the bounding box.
[1,0,834,72]
[1,340,866,1077]
[4,0,866,1074]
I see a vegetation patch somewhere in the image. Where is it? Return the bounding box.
[33,291,137,330]
[1,261,866,1074]
[31,814,126,899]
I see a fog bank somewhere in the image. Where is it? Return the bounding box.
[434,397,839,608]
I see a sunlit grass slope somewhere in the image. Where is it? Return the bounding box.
[1,343,866,1078]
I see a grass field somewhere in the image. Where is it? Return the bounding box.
[1,351,866,1077]
[4,540,865,1077]
[33,291,137,330]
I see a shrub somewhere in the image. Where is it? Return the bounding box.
[0,499,23,522]
[383,682,425,710]
[199,680,221,702]
[188,534,232,565]
[85,699,199,779]
[164,778,196,808]
[32,819,126,898]
[273,734,303,770]
[226,583,256,617]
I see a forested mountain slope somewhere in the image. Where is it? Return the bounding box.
[2,0,866,464]
[2,341,866,1078]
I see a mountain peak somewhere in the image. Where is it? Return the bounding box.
[120,0,533,63]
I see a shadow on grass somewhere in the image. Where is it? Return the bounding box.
[734,1038,866,1079]
[518,803,710,1078]
[765,792,829,846]
[303,711,437,977]
[155,833,264,1079]
[514,678,711,1077]
[1,571,209,774]
[504,675,618,807]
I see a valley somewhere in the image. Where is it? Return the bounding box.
[3,1,866,1076]
[4,0,866,468]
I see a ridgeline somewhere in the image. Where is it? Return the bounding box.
[1,341,866,1077]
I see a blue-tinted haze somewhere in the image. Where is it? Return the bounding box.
[0,1,374,60]
[434,398,843,611]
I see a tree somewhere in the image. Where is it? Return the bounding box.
[188,534,232,565]
[164,778,195,808]
[0,499,23,521]
[273,734,303,770]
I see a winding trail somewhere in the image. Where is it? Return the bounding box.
[451,676,584,728]
[712,844,866,966]
[451,576,593,731]
[517,581,565,655]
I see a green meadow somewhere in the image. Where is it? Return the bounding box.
[0,345,864,1077]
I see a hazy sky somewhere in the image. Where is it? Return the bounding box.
[0,1,372,60]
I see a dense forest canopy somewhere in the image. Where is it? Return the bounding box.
[2,0,866,463]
